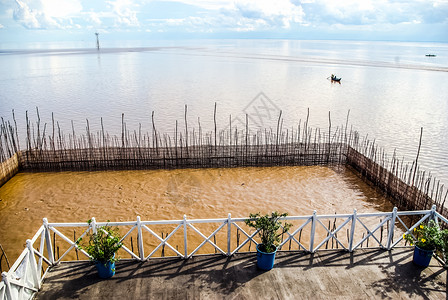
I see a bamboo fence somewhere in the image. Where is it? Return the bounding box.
[346,130,448,218]
[0,108,447,220]
[0,154,19,187]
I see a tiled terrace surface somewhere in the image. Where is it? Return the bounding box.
[35,248,446,299]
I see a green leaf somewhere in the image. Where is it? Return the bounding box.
[77,223,123,263]
[245,211,292,253]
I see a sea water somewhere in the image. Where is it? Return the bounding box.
[0,39,447,182]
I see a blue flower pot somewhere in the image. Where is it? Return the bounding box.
[256,244,277,271]
[413,246,434,267]
[95,260,115,278]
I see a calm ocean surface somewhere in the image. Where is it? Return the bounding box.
[1,39,448,184]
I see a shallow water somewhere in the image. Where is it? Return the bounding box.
[0,166,394,263]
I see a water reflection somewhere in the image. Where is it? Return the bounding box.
[0,40,447,183]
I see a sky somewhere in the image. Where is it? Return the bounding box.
[0,0,447,44]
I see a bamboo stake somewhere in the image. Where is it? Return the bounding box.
[214,102,217,151]
[0,243,11,270]
[411,127,423,187]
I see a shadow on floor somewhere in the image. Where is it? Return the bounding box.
[36,249,447,299]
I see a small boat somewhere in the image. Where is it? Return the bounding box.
[330,74,341,82]
[425,54,436,57]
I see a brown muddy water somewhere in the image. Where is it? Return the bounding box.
[0,166,394,264]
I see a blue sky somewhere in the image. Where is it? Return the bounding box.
[0,0,447,43]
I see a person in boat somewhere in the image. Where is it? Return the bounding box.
[330,74,341,83]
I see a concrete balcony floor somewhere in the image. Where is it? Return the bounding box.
[35,248,446,299]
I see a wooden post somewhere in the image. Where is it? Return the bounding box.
[95,32,100,50]
[214,102,217,151]
[161,232,165,257]
[227,213,231,256]
[386,207,397,250]
[183,215,188,259]
[184,105,189,156]
[411,127,423,187]
[236,229,240,247]
[74,230,79,260]
[310,211,316,253]
[25,240,40,289]
[130,236,134,257]
[43,218,54,265]
[53,232,56,261]
[137,216,144,260]
[380,219,383,245]
[0,244,11,271]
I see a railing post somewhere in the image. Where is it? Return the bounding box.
[43,218,54,265]
[2,272,13,300]
[91,217,97,234]
[26,239,40,289]
[431,205,438,225]
[349,209,357,252]
[227,213,231,256]
[137,216,144,260]
[183,215,188,259]
[386,207,397,250]
[310,211,317,253]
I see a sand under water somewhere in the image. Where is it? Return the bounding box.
[0,166,394,264]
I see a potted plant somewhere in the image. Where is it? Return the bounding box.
[403,220,445,267]
[439,230,448,268]
[245,211,292,271]
[77,222,123,278]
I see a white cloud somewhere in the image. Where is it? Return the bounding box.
[300,0,448,26]
[2,0,447,41]
[12,0,83,29]
[146,0,304,32]
[107,0,140,27]
[85,12,102,25]
[41,0,82,18]
[229,0,304,29]
[157,0,234,10]
[13,0,59,29]
[164,0,447,29]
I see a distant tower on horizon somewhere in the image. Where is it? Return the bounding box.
[95,32,100,50]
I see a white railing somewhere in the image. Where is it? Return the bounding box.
[1,205,447,300]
